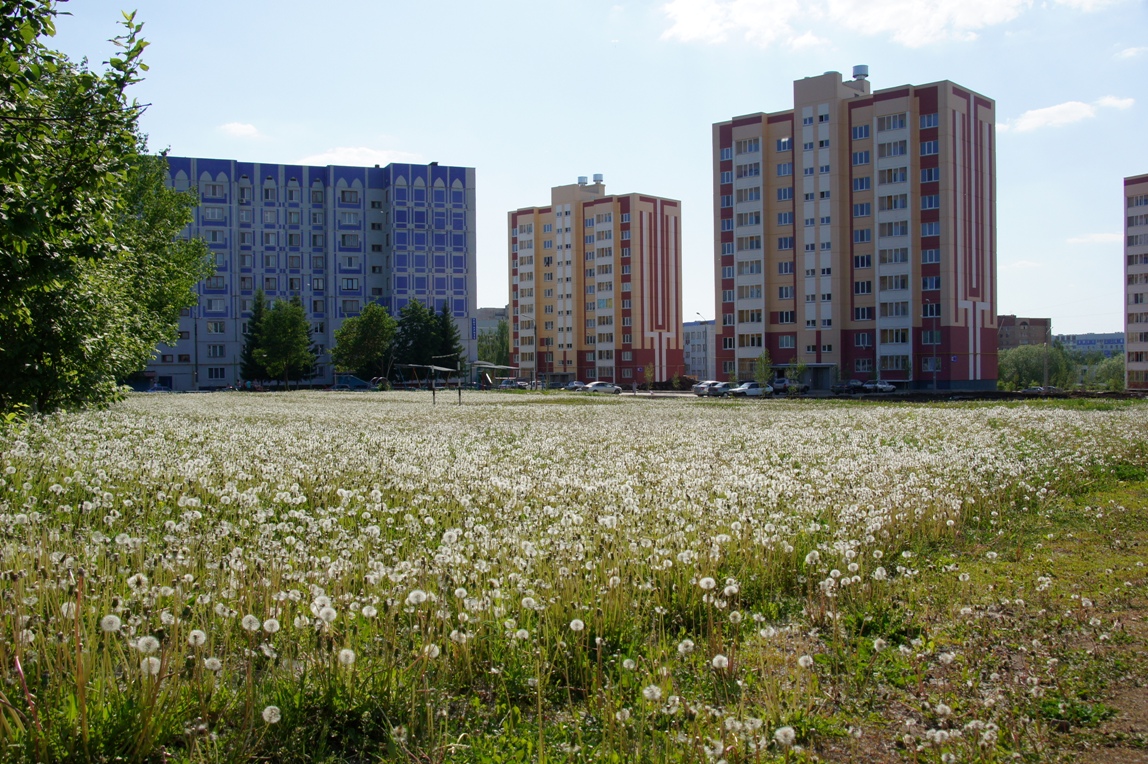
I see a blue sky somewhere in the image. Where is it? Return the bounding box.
[53,0,1147,334]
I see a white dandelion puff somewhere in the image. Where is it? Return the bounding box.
[100,615,122,633]
[642,684,662,701]
[262,705,281,724]
[338,648,356,666]
[711,654,729,669]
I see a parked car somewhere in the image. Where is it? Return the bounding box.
[831,379,865,395]
[863,379,896,393]
[705,381,732,397]
[692,380,720,396]
[729,381,772,397]
[771,378,810,394]
[564,380,586,391]
[584,381,622,394]
[498,379,521,390]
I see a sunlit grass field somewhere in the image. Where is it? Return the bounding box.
[1,393,1146,763]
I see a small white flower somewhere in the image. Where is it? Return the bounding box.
[514,628,529,640]
[100,614,122,633]
[140,657,162,676]
[615,708,631,722]
[804,550,820,566]
[873,638,887,652]
[318,607,337,623]
[423,644,441,659]
[136,635,160,654]
[642,684,662,701]
[204,657,222,671]
[361,605,378,618]
[699,576,716,590]
[711,654,729,669]
[406,589,428,606]
[677,639,695,655]
[622,659,636,670]
[338,648,356,666]
[262,705,281,724]
[241,614,261,632]
[798,655,814,669]
[263,618,280,634]
[774,726,796,747]
[569,618,585,632]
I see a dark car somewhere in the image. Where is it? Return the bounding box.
[831,379,865,395]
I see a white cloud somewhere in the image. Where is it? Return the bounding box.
[660,0,1122,49]
[1001,95,1134,132]
[293,147,421,167]
[1066,233,1122,245]
[218,122,263,139]
[1116,46,1147,59]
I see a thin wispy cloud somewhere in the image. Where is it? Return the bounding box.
[659,0,1122,49]
[1000,96,1133,132]
[1066,233,1122,245]
[218,122,263,139]
[1115,46,1147,59]
[294,147,421,167]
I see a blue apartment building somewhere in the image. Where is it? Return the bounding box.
[148,158,476,390]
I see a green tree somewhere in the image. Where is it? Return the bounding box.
[997,344,1076,391]
[786,358,808,393]
[434,302,465,372]
[1088,354,1124,391]
[753,349,773,388]
[392,300,436,374]
[254,297,316,388]
[331,302,396,381]
[0,5,207,413]
[477,319,510,367]
[240,289,268,382]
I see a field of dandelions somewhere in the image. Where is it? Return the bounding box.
[1,392,1146,763]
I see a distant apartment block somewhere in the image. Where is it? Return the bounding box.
[683,319,716,380]
[1056,332,1124,357]
[712,68,997,390]
[998,315,1051,352]
[509,177,683,384]
[1126,173,1148,390]
[150,158,476,390]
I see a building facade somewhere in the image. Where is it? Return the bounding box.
[712,68,997,390]
[1126,173,1148,390]
[149,158,476,390]
[682,320,716,380]
[509,177,683,385]
[1056,332,1124,358]
[998,315,1052,352]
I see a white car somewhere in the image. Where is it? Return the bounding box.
[584,381,622,394]
[863,379,896,393]
[729,381,773,397]
[692,380,720,396]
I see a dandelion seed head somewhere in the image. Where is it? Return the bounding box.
[100,614,121,633]
[136,635,160,654]
[798,654,814,669]
[711,654,728,669]
[337,648,356,666]
[678,638,695,655]
[262,705,281,724]
[569,618,585,632]
[774,725,796,747]
[642,684,662,701]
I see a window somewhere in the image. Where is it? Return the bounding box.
[818,113,829,123]
[777,311,795,324]
[880,301,909,318]
[922,330,941,346]
[263,232,277,246]
[922,302,941,318]
[921,167,940,183]
[720,171,733,184]
[205,275,225,289]
[879,194,909,211]
[821,293,832,302]
[803,167,814,176]
[205,298,225,312]
[721,194,734,208]
[738,309,763,323]
[736,260,762,275]
[206,321,225,334]
[920,140,939,156]
[207,367,226,380]
[778,261,793,275]
[737,187,762,203]
[921,222,940,237]
[340,189,359,204]
[878,140,907,158]
[288,233,301,247]
[737,285,762,299]
[777,163,793,176]
[207,344,226,358]
[341,278,360,290]
[734,138,760,154]
[920,113,939,129]
[735,162,761,178]
[1129,194,1148,208]
[851,125,870,140]
[777,137,792,151]
[202,206,225,221]
[879,247,909,264]
[880,328,909,344]
[778,286,794,299]
[819,191,830,199]
[803,142,813,151]
[880,274,909,291]
[855,333,872,348]
[263,210,277,225]
[854,228,872,243]
[854,306,874,321]
[854,280,872,295]
[722,289,734,302]
[737,211,762,227]
[853,177,871,192]
[877,114,906,131]
[240,276,253,290]
[880,355,909,371]
[853,203,871,218]
[777,187,793,201]
[852,151,870,166]
[853,254,872,269]
[802,116,813,125]
[855,358,874,372]
[819,165,830,174]
[777,211,793,225]
[922,276,941,290]
[777,237,793,250]
[878,167,908,185]
[921,195,940,210]
[738,235,763,251]
[263,187,276,201]
[721,219,734,231]
[879,221,909,238]
[340,233,361,247]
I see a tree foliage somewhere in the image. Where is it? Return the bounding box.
[254,297,315,388]
[997,344,1075,391]
[477,319,509,368]
[0,3,208,412]
[393,300,437,372]
[240,289,269,382]
[332,302,397,381]
[434,302,465,372]
[753,350,773,388]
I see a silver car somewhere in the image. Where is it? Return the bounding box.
[584,381,622,394]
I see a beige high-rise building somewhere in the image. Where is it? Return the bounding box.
[711,68,998,390]
[1125,173,1148,390]
[509,178,683,385]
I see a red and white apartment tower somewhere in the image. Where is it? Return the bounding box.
[509,177,683,385]
[712,68,997,390]
[1126,173,1148,390]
